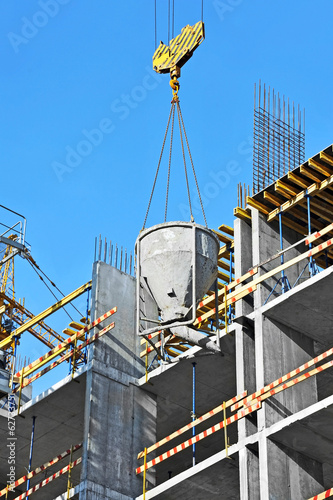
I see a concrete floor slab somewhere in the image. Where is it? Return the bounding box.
[258,266,333,344]
[0,367,87,500]
[136,332,238,484]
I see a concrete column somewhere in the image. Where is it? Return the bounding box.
[80,263,157,500]
[234,217,259,500]
[251,209,324,499]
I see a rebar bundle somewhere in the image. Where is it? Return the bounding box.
[253,81,305,194]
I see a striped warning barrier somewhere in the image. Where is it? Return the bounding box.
[14,307,117,380]
[308,486,333,500]
[12,323,115,393]
[306,222,333,245]
[242,360,333,410]
[195,284,257,326]
[137,390,247,459]
[136,402,261,474]
[0,444,82,497]
[13,456,82,500]
[231,346,333,412]
[195,236,333,326]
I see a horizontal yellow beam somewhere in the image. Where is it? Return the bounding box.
[287,171,310,189]
[0,281,92,350]
[267,174,333,222]
[275,180,299,197]
[263,191,283,207]
[308,158,331,177]
[300,165,323,183]
[233,206,252,221]
[320,151,333,167]
[218,224,234,236]
[246,196,270,215]
[213,230,233,244]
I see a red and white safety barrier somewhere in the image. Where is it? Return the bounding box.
[0,444,82,497]
[308,486,333,500]
[137,390,247,459]
[242,360,333,411]
[306,222,333,245]
[13,457,82,500]
[232,347,333,412]
[12,322,115,393]
[15,307,117,379]
[136,402,261,474]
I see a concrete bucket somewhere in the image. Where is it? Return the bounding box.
[136,222,219,327]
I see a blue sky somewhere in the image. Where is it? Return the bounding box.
[1,0,333,394]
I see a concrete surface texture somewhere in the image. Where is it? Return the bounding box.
[79,263,157,499]
[137,222,219,323]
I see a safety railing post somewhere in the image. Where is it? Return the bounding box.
[143,447,147,499]
[26,416,36,500]
[67,445,73,499]
[192,362,196,467]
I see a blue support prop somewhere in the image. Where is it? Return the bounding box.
[192,362,196,467]
[306,193,316,277]
[26,416,36,499]
[278,212,290,294]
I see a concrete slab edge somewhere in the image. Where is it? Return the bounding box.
[135,393,333,499]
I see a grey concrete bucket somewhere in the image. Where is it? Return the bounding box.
[136,222,219,326]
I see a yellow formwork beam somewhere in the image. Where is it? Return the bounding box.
[267,174,333,222]
[275,180,299,197]
[246,196,270,215]
[287,171,310,189]
[233,206,252,221]
[320,151,333,166]
[308,158,332,177]
[0,281,92,350]
[300,165,323,183]
[218,224,234,236]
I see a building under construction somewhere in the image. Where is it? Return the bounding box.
[1,13,333,500]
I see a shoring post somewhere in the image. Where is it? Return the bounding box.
[26,416,36,499]
[17,368,24,415]
[67,445,73,499]
[278,212,287,293]
[306,192,315,277]
[192,362,196,467]
[223,401,229,458]
[71,336,77,380]
[214,279,220,347]
[224,285,229,334]
[145,340,148,383]
[143,447,147,499]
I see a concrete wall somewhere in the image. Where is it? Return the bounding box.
[80,263,157,500]
[250,209,324,500]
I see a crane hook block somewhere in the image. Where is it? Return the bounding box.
[153,21,205,75]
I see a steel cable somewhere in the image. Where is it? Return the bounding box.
[164,103,175,222]
[142,101,175,229]
[177,101,208,226]
[176,101,194,222]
